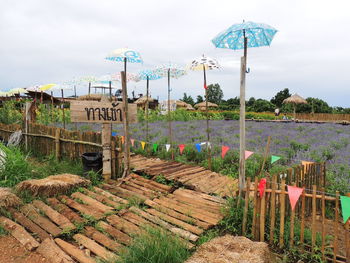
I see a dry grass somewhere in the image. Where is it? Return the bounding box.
[0,187,21,208]
[16,174,90,197]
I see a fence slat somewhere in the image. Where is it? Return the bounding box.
[251,177,259,240]
[321,187,326,261]
[333,191,339,263]
[311,185,317,254]
[279,179,286,249]
[289,183,296,248]
[269,175,277,245]
[260,189,266,242]
[242,177,251,235]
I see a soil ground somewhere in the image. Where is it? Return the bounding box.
[0,236,50,263]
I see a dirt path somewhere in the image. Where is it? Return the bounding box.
[0,236,50,263]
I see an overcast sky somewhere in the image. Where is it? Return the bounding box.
[1,0,349,107]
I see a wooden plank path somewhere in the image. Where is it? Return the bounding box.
[130,154,238,197]
[2,173,226,262]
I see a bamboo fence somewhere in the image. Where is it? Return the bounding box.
[242,175,350,263]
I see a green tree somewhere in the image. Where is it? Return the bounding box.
[207,84,224,105]
[196,95,204,104]
[249,99,275,112]
[181,93,195,106]
[298,97,332,113]
[270,88,291,108]
[219,97,240,110]
[247,97,256,107]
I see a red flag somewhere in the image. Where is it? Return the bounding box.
[204,84,207,89]
[258,178,267,198]
[178,144,185,155]
[221,146,230,159]
[287,185,304,211]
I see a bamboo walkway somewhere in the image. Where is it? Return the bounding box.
[130,155,238,197]
[2,174,226,262]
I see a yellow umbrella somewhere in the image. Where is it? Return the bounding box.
[39,83,57,91]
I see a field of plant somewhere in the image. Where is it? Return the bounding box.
[112,119,350,194]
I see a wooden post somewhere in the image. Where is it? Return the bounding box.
[242,177,251,235]
[111,140,116,179]
[311,185,317,254]
[251,177,258,239]
[121,70,130,178]
[269,175,277,245]
[333,191,339,263]
[102,123,111,181]
[203,64,211,170]
[55,128,60,160]
[300,186,306,251]
[260,187,266,242]
[61,89,65,130]
[346,193,350,263]
[25,102,33,152]
[279,179,286,249]
[88,82,91,95]
[321,187,326,261]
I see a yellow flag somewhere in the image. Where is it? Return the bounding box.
[141,141,146,150]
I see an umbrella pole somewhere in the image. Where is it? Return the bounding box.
[293,104,296,122]
[61,89,66,130]
[167,69,173,160]
[203,65,211,170]
[146,76,149,145]
[74,85,77,98]
[121,57,130,178]
[109,81,112,99]
[88,82,91,95]
[50,91,54,123]
[239,34,248,196]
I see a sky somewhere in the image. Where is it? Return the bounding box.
[0,0,349,107]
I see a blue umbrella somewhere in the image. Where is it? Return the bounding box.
[212,21,277,194]
[138,69,163,142]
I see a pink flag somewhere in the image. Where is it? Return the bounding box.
[245,150,254,160]
[178,144,185,155]
[258,178,267,198]
[130,139,135,147]
[221,146,230,159]
[287,185,304,211]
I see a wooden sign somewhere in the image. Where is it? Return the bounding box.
[70,101,137,123]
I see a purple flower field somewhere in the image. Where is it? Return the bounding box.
[113,120,350,192]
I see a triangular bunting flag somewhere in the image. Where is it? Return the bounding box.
[121,136,125,144]
[165,144,171,152]
[258,178,267,198]
[178,144,185,155]
[195,143,201,152]
[271,155,281,164]
[141,141,146,150]
[153,143,158,152]
[130,139,135,147]
[340,196,350,223]
[245,150,254,160]
[221,146,230,159]
[287,185,304,211]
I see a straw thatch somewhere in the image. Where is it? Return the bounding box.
[194,101,219,109]
[16,174,90,197]
[186,104,195,110]
[134,96,155,105]
[0,188,21,208]
[282,94,308,105]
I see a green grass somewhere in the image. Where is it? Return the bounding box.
[116,226,191,263]
[0,224,8,237]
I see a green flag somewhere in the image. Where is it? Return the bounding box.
[271,155,281,164]
[340,196,350,223]
[153,143,158,152]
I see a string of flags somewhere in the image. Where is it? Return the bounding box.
[257,178,350,224]
[114,134,285,163]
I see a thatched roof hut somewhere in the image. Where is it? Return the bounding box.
[283,94,308,121]
[194,101,219,111]
[134,96,154,105]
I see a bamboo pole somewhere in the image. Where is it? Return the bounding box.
[242,177,251,235]
[61,89,65,130]
[203,64,211,170]
[146,76,149,144]
[251,177,258,239]
[167,69,174,160]
[269,175,277,245]
[300,186,306,252]
[279,179,286,249]
[321,187,326,261]
[121,63,130,178]
[289,183,296,248]
[260,187,266,242]
[311,185,317,253]
[333,191,339,263]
